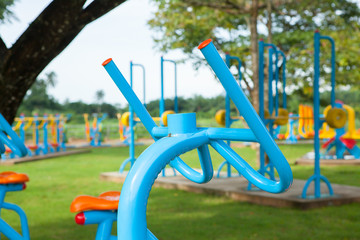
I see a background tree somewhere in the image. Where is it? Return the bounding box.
[18,71,61,114]
[0,0,126,123]
[95,89,105,113]
[0,0,15,23]
[148,0,360,110]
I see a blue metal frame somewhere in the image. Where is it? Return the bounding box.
[302,31,334,199]
[0,114,29,239]
[0,114,28,158]
[160,56,178,120]
[103,39,292,239]
[252,40,288,189]
[119,61,146,173]
[89,113,108,147]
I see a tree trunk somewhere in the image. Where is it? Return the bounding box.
[0,0,126,123]
[248,0,260,167]
[249,0,259,112]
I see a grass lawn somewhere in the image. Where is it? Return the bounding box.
[1,144,360,239]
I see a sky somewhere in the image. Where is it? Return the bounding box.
[0,0,227,107]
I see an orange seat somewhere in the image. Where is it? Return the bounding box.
[51,143,59,147]
[5,148,12,153]
[0,171,29,184]
[70,191,120,213]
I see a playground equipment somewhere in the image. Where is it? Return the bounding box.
[301,31,348,199]
[84,113,108,147]
[215,53,243,128]
[0,114,124,240]
[215,53,243,177]
[1,114,69,159]
[118,61,146,173]
[160,56,178,126]
[321,101,360,159]
[0,113,31,239]
[101,39,292,239]
[254,39,288,185]
[298,104,315,139]
[284,113,299,143]
[118,61,174,176]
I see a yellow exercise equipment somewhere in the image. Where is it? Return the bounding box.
[341,104,360,140]
[161,110,175,127]
[215,109,226,126]
[325,107,347,129]
[273,108,289,126]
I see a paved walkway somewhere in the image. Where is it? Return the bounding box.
[101,170,360,209]
[0,149,91,165]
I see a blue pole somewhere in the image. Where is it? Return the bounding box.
[174,63,178,113]
[129,61,135,168]
[160,56,165,117]
[160,57,178,116]
[302,31,335,198]
[268,47,274,117]
[131,63,146,107]
[274,49,279,116]
[225,54,231,132]
[319,35,336,107]
[313,31,321,198]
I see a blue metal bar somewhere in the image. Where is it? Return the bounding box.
[131,62,146,106]
[160,57,178,117]
[199,40,292,191]
[129,61,135,168]
[0,218,25,240]
[117,132,210,239]
[268,47,275,141]
[274,48,279,116]
[104,60,211,182]
[103,59,157,138]
[313,31,321,198]
[206,128,258,142]
[319,35,336,107]
[0,113,27,157]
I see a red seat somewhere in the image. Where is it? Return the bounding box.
[5,148,12,153]
[27,145,38,150]
[70,191,120,213]
[0,171,29,184]
[51,143,59,147]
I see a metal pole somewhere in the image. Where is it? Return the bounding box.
[313,31,321,198]
[129,61,135,167]
[160,56,165,117]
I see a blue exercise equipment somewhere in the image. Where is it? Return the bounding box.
[0,113,30,239]
[248,40,288,190]
[119,61,146,173]
[160,56,178,122]
[302,31,336,199]
[102,39,292,239]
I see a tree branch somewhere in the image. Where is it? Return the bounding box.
[182,0,267,15]
[80,0,126,24]
[3,0,125,86]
